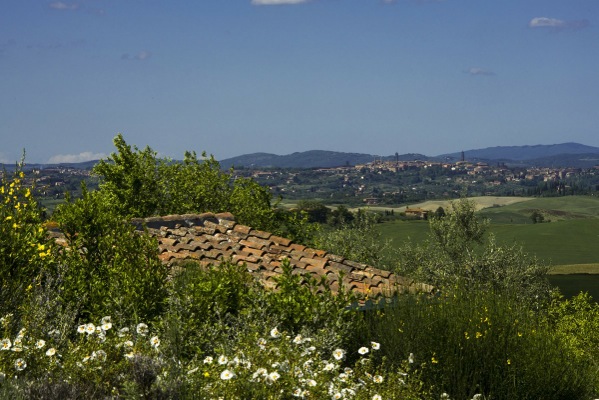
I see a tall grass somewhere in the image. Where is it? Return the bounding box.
[361,288,598,399]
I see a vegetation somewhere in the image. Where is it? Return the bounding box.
[3,139,599,398]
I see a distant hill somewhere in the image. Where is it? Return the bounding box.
[440,142,599,162]
[220,150,430,169]
[220,143,599,169]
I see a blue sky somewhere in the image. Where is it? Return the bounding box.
[1,0,598,164]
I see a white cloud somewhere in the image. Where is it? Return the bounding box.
[48,152,107,164]
[48,1,80,10]
[465,67,495,76]
[529,17,589,30]
[251,0,311,5]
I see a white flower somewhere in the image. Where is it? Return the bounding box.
[0,372,5,382]
[373,375,384,384]
[101,322,112,331]
[332,393,342,400]
[408,353,415,364]
[306,379,317,387]
[270,327,281,338]
[150,336,160,349]
[101,316,111,325]
[136,323,149,336]
[372,395,382,400]
[472,395,482,400]
[252,367,268,380]
[118,327,129,337]
[124,352,135,359]
[371,341,380,350]
[441,393,450,399]
[14,358,26,371]
[293,334,303,344]
[187,367,199,375]
[124,340,134,348]
[267,371,280,382]
[218,355,228,365]
[1,339,11,350]
[220,369,235,380]
[358,346,369,355]
[332,348,346,361]
[77,325,86,334]
[323,362,336,371]
[93,350,107,361]
[85,323,95,335]
[203,356,213,364]
[46,347,56,357]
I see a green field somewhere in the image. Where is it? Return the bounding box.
[378,196,599,266]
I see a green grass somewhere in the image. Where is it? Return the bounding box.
[377,196,599,267]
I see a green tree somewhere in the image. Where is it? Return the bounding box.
[398,199,551,304]
[53,185,168,323]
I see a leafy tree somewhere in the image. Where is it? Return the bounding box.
[53,185,168,323]
[398,199,551,304]
[92,134,314,241]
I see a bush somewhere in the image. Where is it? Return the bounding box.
[362,289,598,399]
[52,185,168,324]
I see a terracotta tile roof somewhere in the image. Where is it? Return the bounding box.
[131,213,434,298]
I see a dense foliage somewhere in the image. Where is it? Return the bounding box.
[2,147,599,398]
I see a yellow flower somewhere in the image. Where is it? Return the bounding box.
[25,188,31,198]
[37,244,45,251]
[431,357,438,364]
[13,223,18,229]
[507,359,511,365]
[203,372,210,378]
[475,331,483,339]
[4,216,12,221]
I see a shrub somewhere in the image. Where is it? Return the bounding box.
[0,166,57,332]
[52,185,168,324]
[362,289,598,399]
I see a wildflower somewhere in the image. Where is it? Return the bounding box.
[93,350,107,361]
[441,393,450,399]
[338,373,348,382]
[220,369,235,380]
[102,322,112,331]
[332,348,346,361]
[48,329,61,339]
[0,372,5,382]
[203,356,213,364]
[136,323,149,336]
[187,367,199,375]
[408,353,415,363]
[15,358,26,371]
[118,327,129,337]
[372,395,382,400]
[373,375,384,384]
[101,316,111,324]
[123,340,134,348]
[1,339,11,350]
[252,367,268,380]
[358,346,369,355]
[85,323,96,335]
[218,355,228,365]
[332,393,342,400]
[82,355,91,363]
[293,334,303,344]
[124,352,135,359]
[270,327,281,338]
[267,371,281,383]
[77,325,86,334]
[46,347,57,357]
[150,336,160,349]
[323,362,336,371]
[371,341,380,350]
[472,395,483,400]
[292,388,304,398]
[203,371,210,378]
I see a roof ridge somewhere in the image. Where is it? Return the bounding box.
[133,213,434,297]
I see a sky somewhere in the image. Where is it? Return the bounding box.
[1,0,598,164]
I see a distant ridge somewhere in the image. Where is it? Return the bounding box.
[220,143,599,169]
[219,150,429,169]
[440,142,599,162]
